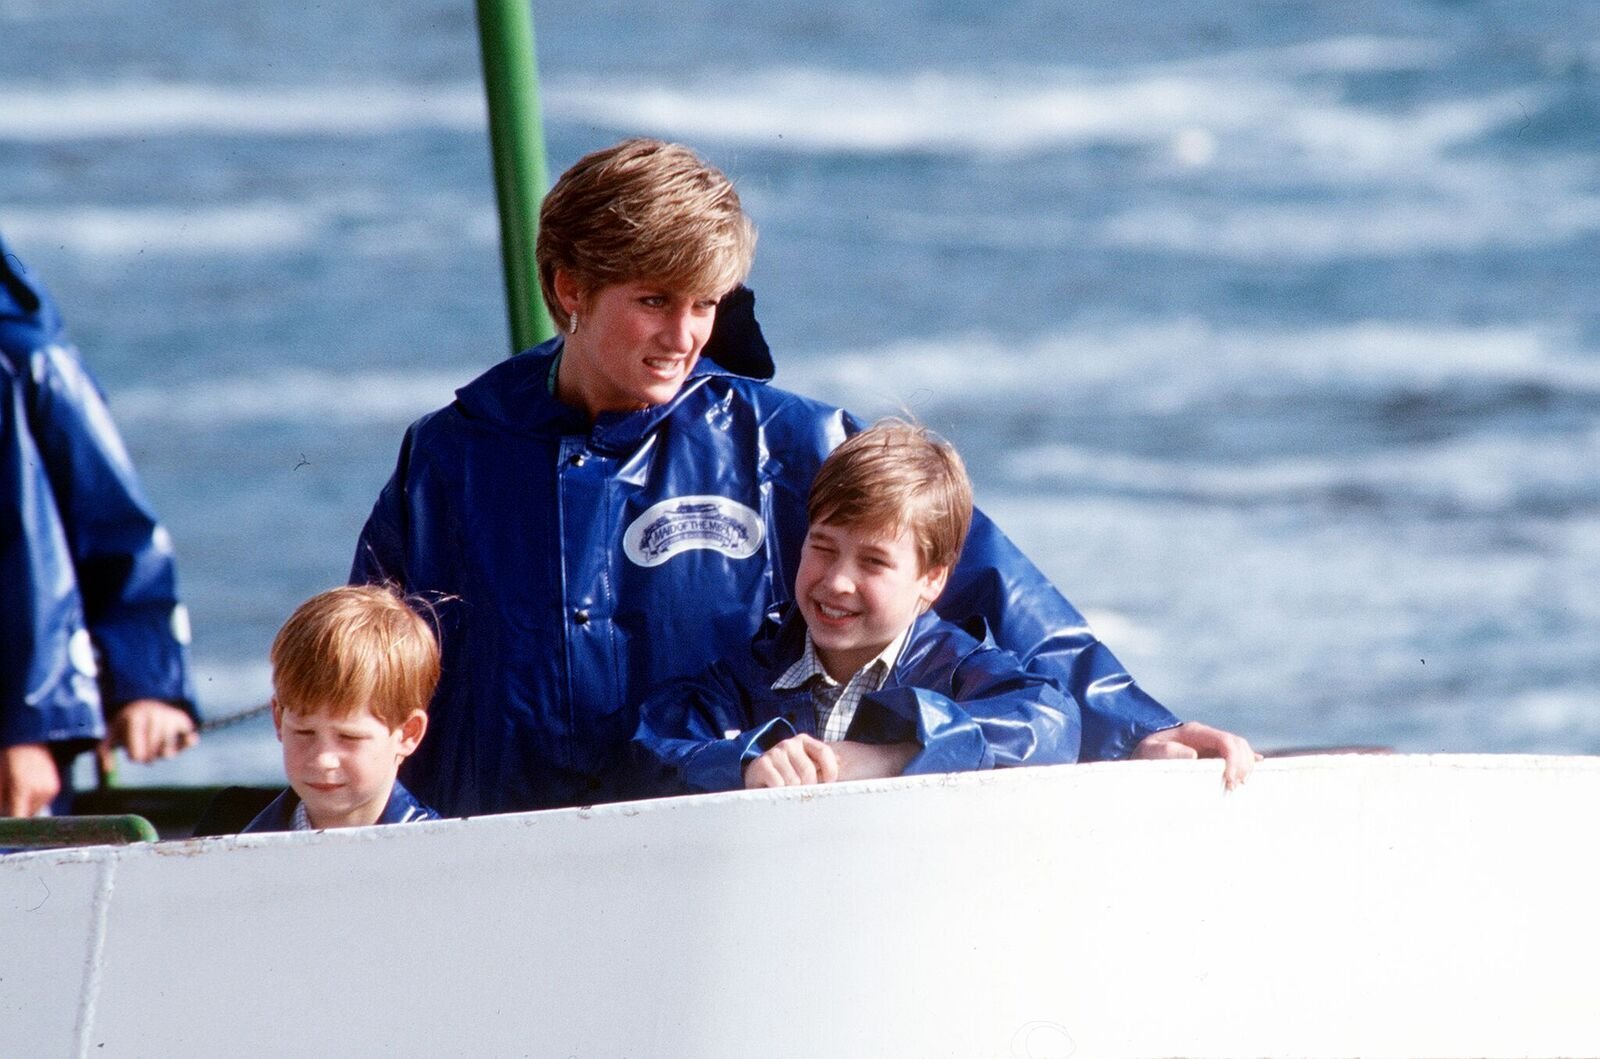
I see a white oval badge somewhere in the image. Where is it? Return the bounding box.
[68,627,100,678]
[623,495,765,568]
[170,603,193,646]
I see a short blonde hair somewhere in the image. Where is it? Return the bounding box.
[270,585,440,729]
[807,419,974,574]
[536,138,757,332]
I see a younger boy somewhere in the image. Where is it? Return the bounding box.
[633,419,1081,793]
[243,585,441,832]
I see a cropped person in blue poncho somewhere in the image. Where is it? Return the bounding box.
[353,138,1257,816]
[633,419,1081,793]
[1,234,200,818]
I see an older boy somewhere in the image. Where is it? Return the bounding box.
[243,585,440,832]
[633,420,1083,792]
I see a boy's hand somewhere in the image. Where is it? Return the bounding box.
[831,740,918,781]
[107,699,199,763]
[1132,721,1261,790]
[744,734,839,789]
[1,743,62,817]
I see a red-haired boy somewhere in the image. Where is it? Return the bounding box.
[244,585,440,832]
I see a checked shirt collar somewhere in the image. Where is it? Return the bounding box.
[772,625,912,742]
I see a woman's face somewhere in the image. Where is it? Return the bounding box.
[557,277,720,419]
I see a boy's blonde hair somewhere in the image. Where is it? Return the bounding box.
[536,138,757,333]
[270,585,440,729]
[807,419,974,574]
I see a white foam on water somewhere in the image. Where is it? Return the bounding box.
[541,40,1528,169]
[1003,443,1333,497]
[1195,319,1600,394]
[1496,688,1600,753]
[1207,35,1448,75]
[1005,424,1600,515]
[791,318,1600,513]
[548,66,1297,155]
[0,35,1461,154]
[1102,166,1600,261]
[3,204,321,256]
[0,81,485,140]
[5,194,499,260]
[110,369,469,428]
[1505,689,1600,734]
[2,51,1485,167]
[784,319,1600,411]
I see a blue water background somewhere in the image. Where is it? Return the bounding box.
[2,0,1597,785]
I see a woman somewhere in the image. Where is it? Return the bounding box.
[353,138,1251,816]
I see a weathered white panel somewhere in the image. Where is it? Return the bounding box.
[7,754,1600,1058]
[1,851,110,1057]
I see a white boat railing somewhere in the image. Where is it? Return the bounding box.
[5,753,1598,1058]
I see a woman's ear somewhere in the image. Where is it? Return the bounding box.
[552,268,584,319]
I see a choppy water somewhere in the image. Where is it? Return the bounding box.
[2,0,1596,786]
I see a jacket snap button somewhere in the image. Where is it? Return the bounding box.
[573,609,590,625]
[569,452,587,467]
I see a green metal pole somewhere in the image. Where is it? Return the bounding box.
[474,0,555,353]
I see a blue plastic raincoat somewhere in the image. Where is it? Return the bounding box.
[632,607,1081,794]
[0,236,195,756]
[354,290,1178,815]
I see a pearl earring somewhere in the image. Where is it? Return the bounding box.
[568,311,579,335]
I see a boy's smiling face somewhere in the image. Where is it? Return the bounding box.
[794,520,950,683]
[274,703,426,829]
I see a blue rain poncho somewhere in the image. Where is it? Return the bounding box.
[1,236,195,755]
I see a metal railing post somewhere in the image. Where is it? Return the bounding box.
[0,814,159,850]
[474,0,555,353]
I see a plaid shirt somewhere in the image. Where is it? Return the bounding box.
[771,626,912,741]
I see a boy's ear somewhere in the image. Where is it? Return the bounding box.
[917,564,951,610]
[270,698,284,742]
[396,710,428,758]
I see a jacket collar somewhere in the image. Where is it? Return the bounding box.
[243,779,435,833]
[377,779,437,824]
[751,603,947,681]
